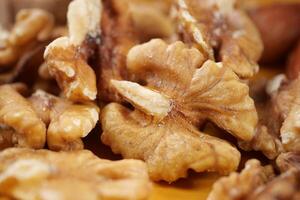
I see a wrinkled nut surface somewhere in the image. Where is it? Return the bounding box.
[175,0,263,78]
[248,170,300,200]
[0,148,152,200]
[101,39,258,182]
[277,152,300,172]
[44,0,101,102]
[0,9,54,67]
[0,85,46,149]
[29,90,99,151]
[207,159,274,200]
[270,77,300,152]
[98,0,138,102]
[208,157,300,200]
[44,37,97,102]
[240,74,300,157]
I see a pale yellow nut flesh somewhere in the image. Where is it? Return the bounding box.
[0,85,46,149]
[111,80,172,120]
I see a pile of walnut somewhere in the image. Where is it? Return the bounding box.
[0,0,299,199]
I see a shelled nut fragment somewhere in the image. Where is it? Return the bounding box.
[208,156,300,200]
[0,148,152,200]
[175,0,263,78]
[269,77,300,152]
[29,90,99,151]
[101,39,258,182]
[0,85,46,149]
[44,0,101,102]
[207,159,274,200]
[0,9,54,67]
[277,152,300,172]
[240,74,300,157]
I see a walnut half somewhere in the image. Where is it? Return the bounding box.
[0,85,46,149]
[101,39,258,182]
[175,0,263,78]
[0,148,152,200]
[29,90,99,151]
[207,159,274,200]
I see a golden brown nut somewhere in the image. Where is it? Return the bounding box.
[240,74,300,157]
[44,37,97,102]
[175,0,263,78]
[44,0,101,102]
[101,39,259,182]
[208,157,300,200]
[98,0,138,102]
[0,85,46,149]
[0,148,152,200]
[0,9,54,67]
[248,170,300,200]
[267,77,300,152]
[129,0,174,41]
[207,159,274,200]
[238,124,283,159]
[277,152,300,172]
[29,90,99,151]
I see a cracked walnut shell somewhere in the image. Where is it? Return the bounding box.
[0,85,46,149]
[101,39,258,182]
[0,148,152,200]
[29,90,99,151]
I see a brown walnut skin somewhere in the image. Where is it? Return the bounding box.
[286,40,300,80]
[97,0,138,102]
[248,4,300,63]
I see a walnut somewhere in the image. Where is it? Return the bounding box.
[98,0,139,102]
[249,171,300,200]
[239,74,300,157]
[44,0,101,102]
[277,152,300,172]
[208,158,300,200]
[29,90,99,151]
[207,159,274,200]
[101,39,259,182]
[238,124,283,159]
[267,77,300,152]
[44,37,98,102]
[0,85,46,149]
[175,0,263,78]
[0,9,54,67]
[0,148,152,200]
